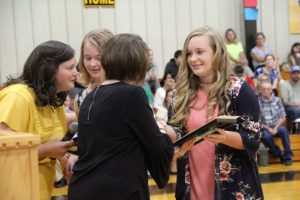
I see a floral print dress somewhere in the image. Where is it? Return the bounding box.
[178,77,263,200]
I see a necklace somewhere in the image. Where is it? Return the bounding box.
[199,81,214,86]
[87,85,100,121]
[101,79,120,85]
[86,79,120,121]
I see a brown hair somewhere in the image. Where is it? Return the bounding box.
[256,32,266,40]
[224,28,237,44]
[101,34,149,84]
[5,40,74,107]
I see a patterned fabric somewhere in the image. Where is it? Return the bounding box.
[254,68,279,84]
[177,76,263,200]
[214,77,263,200]
[258,95,286,127]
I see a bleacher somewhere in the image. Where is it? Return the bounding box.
[268,134,300,163]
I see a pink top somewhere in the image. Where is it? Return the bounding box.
[186,90,219,200]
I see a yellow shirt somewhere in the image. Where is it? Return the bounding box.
[226,42,244,65]
[0,84,67,200]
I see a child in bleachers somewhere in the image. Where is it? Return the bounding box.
[233,65,255,89]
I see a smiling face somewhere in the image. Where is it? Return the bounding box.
[187,35,215,82]
[55,57,78,93]
[83,41,103,82]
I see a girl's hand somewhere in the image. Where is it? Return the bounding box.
[174,138,196,159]
[204,128,226,144]
[64,154,78,183]
[39,139,74,160]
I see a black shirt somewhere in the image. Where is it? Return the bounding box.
[68,82,173,200]
[164,59,179,79]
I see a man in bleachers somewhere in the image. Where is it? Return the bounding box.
[164,50,182,80]
[258,82,293,165]
[280,65,300,123]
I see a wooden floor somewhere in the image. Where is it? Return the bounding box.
[52,162,300,200]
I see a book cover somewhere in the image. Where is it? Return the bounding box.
[173,115,242,146]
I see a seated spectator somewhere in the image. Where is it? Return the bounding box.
[255,74,270,94]
[153,73,175,112]
[288,42,300,66]
[155,88,177,174]
[155,88,174,123]
[251,32,272,71]
[253,54,279,95]
[64,94,77,128]
[233,65,255,89]
[67,64,85,111]
[280,65,300,122]
[258,82,293,166]
[225,28,253,77]
[164,50,182,80]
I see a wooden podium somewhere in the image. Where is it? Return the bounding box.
[0,130,40,200]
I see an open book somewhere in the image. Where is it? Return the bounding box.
[173,115,242,146]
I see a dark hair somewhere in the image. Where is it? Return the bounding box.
[5,40,75,107]
[255,32,265,40]
[160,72,174,87]
[101,34,149,83]
[290,42,300,54]
[174,50,182,59]
[233,65,244,76]
[264,54,275,61]
[163,88,174,108]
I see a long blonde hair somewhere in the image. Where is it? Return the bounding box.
[170,26,232,129]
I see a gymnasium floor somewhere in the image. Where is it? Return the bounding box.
[52,162,300,200]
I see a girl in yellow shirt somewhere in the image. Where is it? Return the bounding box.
[0,40,78,200]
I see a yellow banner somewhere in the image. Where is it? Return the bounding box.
[289,0,300,33]
[84,0,115,6]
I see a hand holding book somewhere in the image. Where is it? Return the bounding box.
[173,128,226,159]
[173,138,196,159]
[173,115,242,147]
[156,118,178,142]
[204,128,227,144]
